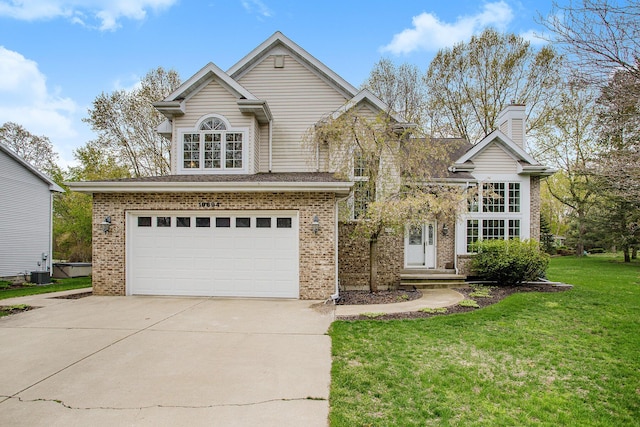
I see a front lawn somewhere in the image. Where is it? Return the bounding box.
[329,254,640,426]
[0,276,92,300]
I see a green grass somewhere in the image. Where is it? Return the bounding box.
[0,304,30,317]
[329,254,640,426]
[0,276,92,300]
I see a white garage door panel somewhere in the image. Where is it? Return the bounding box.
[128,211,299,298]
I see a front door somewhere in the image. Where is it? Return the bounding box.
[406,223,436,268]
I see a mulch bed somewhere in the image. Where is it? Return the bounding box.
[51,291,93,300]
[335,289,423,305]
[0,305,36,315]
[336,283,571,321]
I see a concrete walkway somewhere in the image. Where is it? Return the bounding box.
[335,288,464,316]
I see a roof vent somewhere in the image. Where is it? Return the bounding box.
[274,55,284,68]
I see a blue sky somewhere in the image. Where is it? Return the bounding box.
[0,0,558,167]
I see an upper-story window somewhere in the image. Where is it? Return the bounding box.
[180,114,247,174]
[352,151,371,220]
[468,182,520,213]
[465,182,523,252]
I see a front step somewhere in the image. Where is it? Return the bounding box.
[399,269,466,290]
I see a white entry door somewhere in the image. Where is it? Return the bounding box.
[405,223,436,268]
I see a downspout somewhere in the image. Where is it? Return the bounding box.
[49,191,54,273]
[268,119,273,172]
[331,194,351,301]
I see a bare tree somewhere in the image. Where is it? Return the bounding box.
[425,28,563,144]
[362,59,428,128]
[541,0,640,84]
[84,67,181,177]
[0,122,59,173]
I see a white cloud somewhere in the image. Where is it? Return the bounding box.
[0,0,177,31]
[520,29,550,47]
[381,1,514,54]
[0,46,80,166]
[241,0,272,18]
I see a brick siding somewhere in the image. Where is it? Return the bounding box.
[530,176,541,241]
[338,220,457,290]
[92,192,337,300]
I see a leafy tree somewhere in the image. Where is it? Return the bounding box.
[84,67,181,177]
[424,28,563,143]
[307,106,463,292]
[53,142,130,261]
[595,69,640,205]
[535,80,599,255]
[0,122,59,173]
[542,0,640,260]
[540,214,555,254]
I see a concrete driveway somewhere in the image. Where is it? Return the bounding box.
[0,290,335,427]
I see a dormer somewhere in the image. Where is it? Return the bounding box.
[153,62,272,175]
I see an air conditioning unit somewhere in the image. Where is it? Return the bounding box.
[30,271,50,285]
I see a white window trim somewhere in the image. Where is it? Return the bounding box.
[177,114,248,175]
[349,151,371,220]
[456,176,530,254]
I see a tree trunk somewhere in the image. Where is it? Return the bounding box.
[623,245,631,263]
[632,246,637,260]
[576,211,586,256]
[369,237,379,293]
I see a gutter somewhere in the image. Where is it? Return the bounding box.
[268,119,273,172]
[66,180,353,195]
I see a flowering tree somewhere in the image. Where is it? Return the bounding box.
[307,106,464,291]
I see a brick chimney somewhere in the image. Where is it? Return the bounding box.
[497,103,527,151]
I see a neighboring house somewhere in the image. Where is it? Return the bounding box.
[0,143,64,279]
[69,32,554,299]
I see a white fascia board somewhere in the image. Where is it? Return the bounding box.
[455,130,538,165]
[237,99,273,123]
[227,31,358,98]
[330,89,409,125]
[156,119,173,137]
[66,180,354,195]
[518,164,558,176]
[162,62,258,103]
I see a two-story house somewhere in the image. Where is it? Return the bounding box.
[70,32,554,299]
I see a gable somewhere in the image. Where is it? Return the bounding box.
[238,52,349,173]
[228,31,357,99]
[0,144,63,192]
[471,142,519,174]
[178,78,253,128]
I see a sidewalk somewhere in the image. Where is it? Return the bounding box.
[334,288,464,316]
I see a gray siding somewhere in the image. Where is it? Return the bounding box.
[172,79,257,173]
[472,143,518,174]
[0,151,53,277]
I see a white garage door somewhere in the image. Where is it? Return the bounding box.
[127,210,299,298]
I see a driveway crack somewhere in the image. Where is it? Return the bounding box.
[1,395,327,410]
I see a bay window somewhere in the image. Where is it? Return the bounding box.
[465,182,523,252]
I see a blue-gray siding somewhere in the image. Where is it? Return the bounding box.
[0,151,54,277]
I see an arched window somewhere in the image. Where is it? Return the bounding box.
[199,117,227,131]
[180,114,246,173]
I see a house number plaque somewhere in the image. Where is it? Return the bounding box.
[198,201,221,208]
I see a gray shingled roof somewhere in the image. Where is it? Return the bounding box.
[84,172,347,184]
